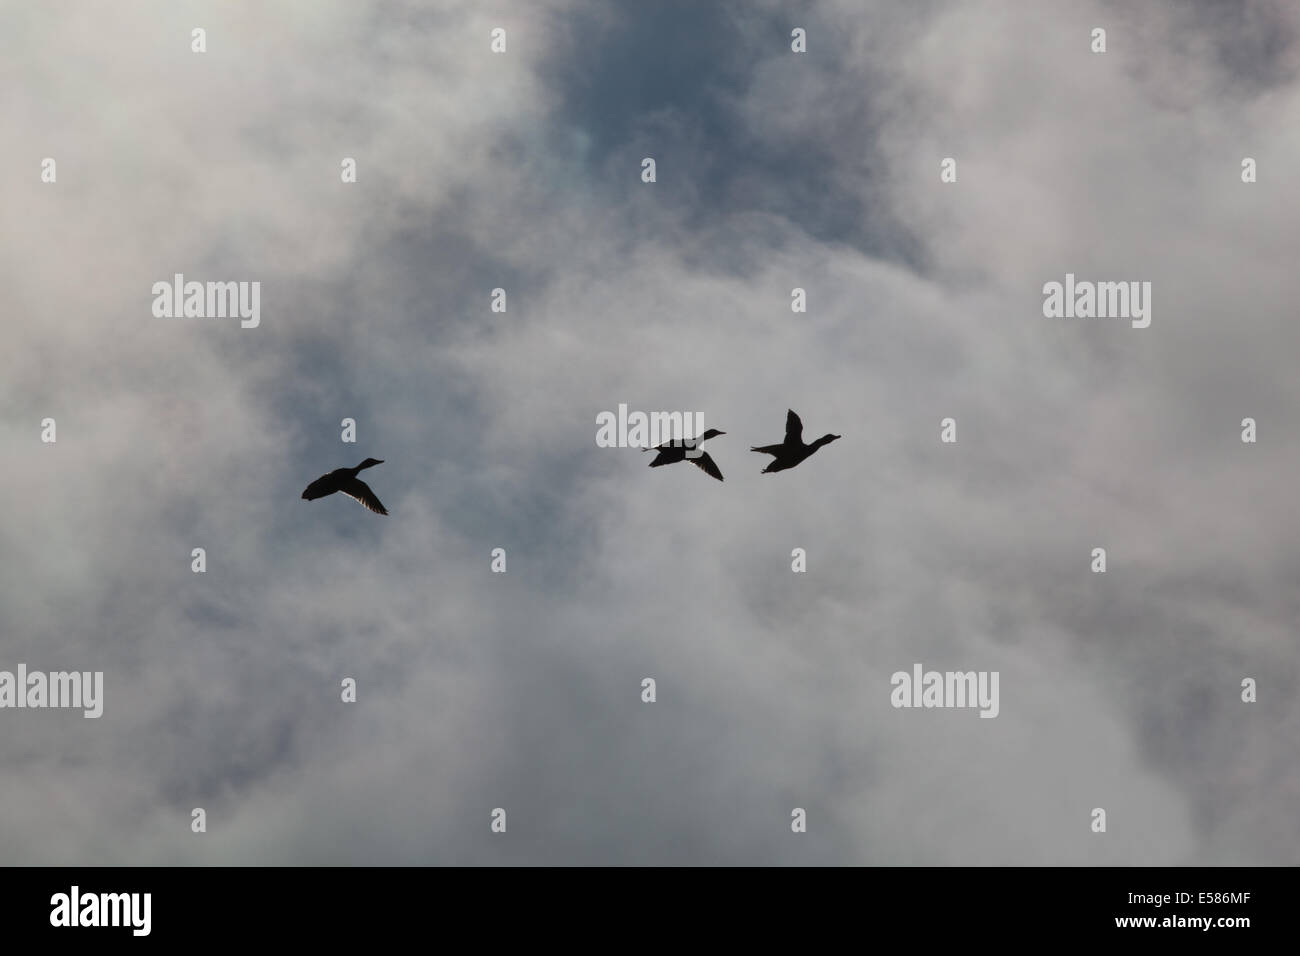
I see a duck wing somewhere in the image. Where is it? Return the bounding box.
[785,409,803,445]
[690,451,724,482]
[648,446,685,467]
[301,475,335,500]
[340,477,388,515]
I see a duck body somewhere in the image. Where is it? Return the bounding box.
[751,410,840,474]
[643,428,726,482]
[301,458,388,514]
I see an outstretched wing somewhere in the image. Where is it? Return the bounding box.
[785,409,803,445]
[301,475,333,500]
[340,477,388,515]
[690,451,724,482]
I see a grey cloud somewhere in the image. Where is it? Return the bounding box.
[2,0,1296,864]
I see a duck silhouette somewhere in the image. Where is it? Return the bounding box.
[643,429,725,482]
[301,458,388,514]
[751,410,840,473]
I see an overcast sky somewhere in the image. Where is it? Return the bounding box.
[3,0,1299,864]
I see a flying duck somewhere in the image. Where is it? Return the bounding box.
[301,458,389,514]
[751,410,840,473]
[644,429,725,482]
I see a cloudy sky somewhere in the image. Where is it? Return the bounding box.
[3,0,1299,865]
